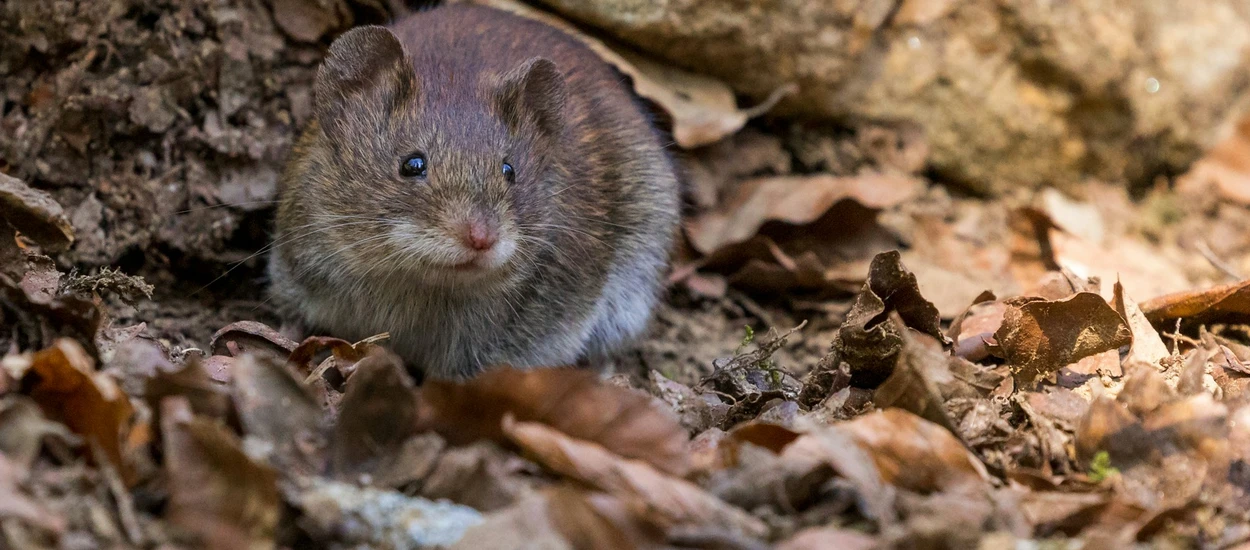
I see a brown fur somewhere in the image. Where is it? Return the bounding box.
[269,5,680,379]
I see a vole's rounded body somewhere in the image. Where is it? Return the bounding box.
[268,5,680,378]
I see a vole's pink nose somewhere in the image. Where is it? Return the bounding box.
[460,221,498,251]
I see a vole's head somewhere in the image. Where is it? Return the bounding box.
[301,26,568,287]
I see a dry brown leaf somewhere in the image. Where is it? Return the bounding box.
[1141,279,1250,325]
[418,367,690,477]
[687,173,923,255]
[0,172,74,252]
[451,491,573,550]
[23,339,136,482]
[996,293,1132,388]
[231,353,327,476]
[781,428,898,525]
[420,439,532,512]
[802,251,945,401]
[461,0,785,148]
[161,397,280,550]
[210,320,297,358]
[502,417,767,540]
[1113,281,1171,368]
[835,408,989,494]
[330,350,420,483]
[874,317,962,435]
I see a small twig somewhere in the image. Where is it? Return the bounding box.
[1195,239,1243,281]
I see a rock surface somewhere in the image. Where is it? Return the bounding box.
[535,0,1250,193]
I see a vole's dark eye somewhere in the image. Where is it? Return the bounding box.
[399,153,427,178]
[502,162,515,183]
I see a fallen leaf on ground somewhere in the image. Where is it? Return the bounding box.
[1113,282,1171,368]
[231,353,327,476]
[0,172,74,251]
[330,350,420,483]
[210,320,297,359]
[161,396,279,550]
[874,316,965,435]
[418,367,690,476]
[22,339,136,482]
[835,408,988,494]
[1141,279,1250,325]
[687,173,923,256]
[996,293,1132,388]
[0,396,80,470]
[502,417,767,540]
[802,251,945,401]
[780,425,898,525]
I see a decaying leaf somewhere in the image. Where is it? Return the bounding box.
[22,339,136,482]
[780,426,898,525]
[802,251,946,402]
[418,367,690,476]
[210,321,297,359]
[995,293,1132,388]
[835,408,988,494]
[503,417,767,540]
[231,353,327,476]
[0,172,74,252]
[687,174,923,256]
[1112,281,1171,368]
[1141,279,1250,325]
[330,350,420,482]
[0,396,80,470]
[874,317,963,436]
[161,397,280,550]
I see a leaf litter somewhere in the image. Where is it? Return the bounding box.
[3,0,1250,548]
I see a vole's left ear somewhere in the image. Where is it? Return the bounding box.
[493,58,568,139]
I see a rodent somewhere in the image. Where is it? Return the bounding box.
[267,5,681,379]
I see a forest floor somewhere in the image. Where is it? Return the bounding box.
[4,0,1250,549]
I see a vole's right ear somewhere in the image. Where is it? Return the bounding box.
[314,26,415,125]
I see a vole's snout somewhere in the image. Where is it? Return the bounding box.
[459,219,499,251]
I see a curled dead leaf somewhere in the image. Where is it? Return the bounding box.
[210,321,297,359]
[996,293,1132,388]
[1141,279,1250,325]
[231,353,327,476]
[330,350,420,483]
[802,251,945,402]
[0,172,74,252]
[417,367,690,476]
[835,408,989,494]
[687,173,923,256]
[502,417,767,541]
[161,397,280,550]
[22,339,136,483]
